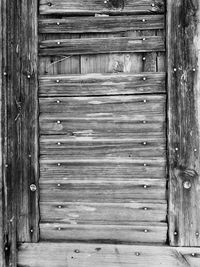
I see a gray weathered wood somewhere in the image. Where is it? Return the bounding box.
[40,223,167,243]
[39,15,165,34]
[39,0,165,15]
[40,201,167,224]
[39,73,166,96]
[39,36,165,56]
[18,243,200,267]
[39,177,166,202]
[168,0,200,246]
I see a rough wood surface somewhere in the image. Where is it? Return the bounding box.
[39,0,165,15]
[39,15,165,34]
[39,36,165,56]
[40,160,166,180]
[18,243,200,267]
[168,0,200,246]
[40,223,167,243]
[40,201,167,224]
[39,73,166,96]
[39,178,166,203]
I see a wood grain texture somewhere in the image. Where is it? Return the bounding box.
[40,160,166,180]
[39,72,166,96]
[168,0,200,246]
[40,136,166,158]
[40,223,167,243]
[39,36,165,56]
[39,15,165,34]
[16,0,39,243]
[39,0,165,15]
[17,243,200,267]
[40,201,167,224]
[39,178,167,202]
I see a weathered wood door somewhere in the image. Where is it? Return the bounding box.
[1,0,200,266]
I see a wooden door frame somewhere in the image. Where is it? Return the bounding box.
[1,0,200,266]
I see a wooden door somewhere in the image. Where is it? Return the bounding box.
[1,0,200,266]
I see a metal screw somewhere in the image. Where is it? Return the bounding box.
[183,180,192,189]
[30,184,37,192]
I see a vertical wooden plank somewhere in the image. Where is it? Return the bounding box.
[0,0,3,265]
[18,0,39,242]
[168,0,200,246]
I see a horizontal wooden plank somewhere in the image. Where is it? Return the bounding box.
[39,223,167,243]
[39,72,166,96]
[39,15,165,34]
[39,178,167,202]
[39,0,165,15]
[40,136,166,158]
[39,36,165,56]
[40,160,166,180]
[17,243,200,267]
[39,95,166,115]
[40,201,167,224]
[39,116,165,136]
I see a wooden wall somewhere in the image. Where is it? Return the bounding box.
[38,0,167,244]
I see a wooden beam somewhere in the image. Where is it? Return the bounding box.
[168,0,200,246]
[39,0,165,15]
[39,73,166,96]
[17,243,200,267]
[39,15,165,34]
[39,36,165,56]
[17,0,39,242]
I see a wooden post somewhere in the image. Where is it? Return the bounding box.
[168,0,200,246]
[0,0,39,265]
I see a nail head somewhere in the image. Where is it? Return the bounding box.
[183,180,192,189]
[30,184,37,192]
